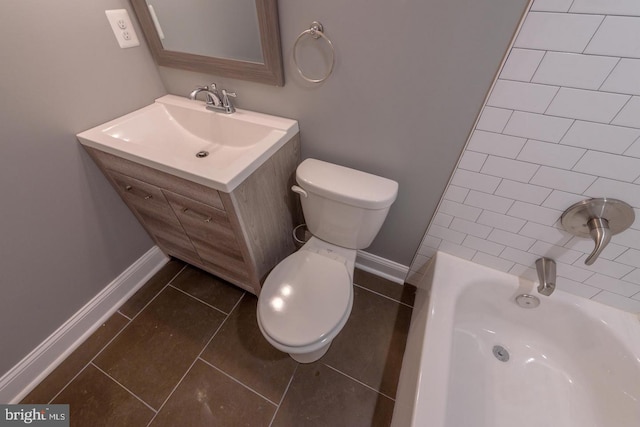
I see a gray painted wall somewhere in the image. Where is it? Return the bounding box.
[158,0,529,266]
[0,1,165,375]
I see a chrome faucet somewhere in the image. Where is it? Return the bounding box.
[188,83,236,114]
[189,84,222,106]
[535,257,556,296]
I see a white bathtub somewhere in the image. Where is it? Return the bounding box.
[392,251,640,427]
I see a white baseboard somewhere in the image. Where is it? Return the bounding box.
[0,246,168,404]
[356,250,409,285]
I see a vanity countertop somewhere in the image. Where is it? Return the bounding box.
[77,95,299,192]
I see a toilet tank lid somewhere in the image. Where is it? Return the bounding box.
[296,158,398,209]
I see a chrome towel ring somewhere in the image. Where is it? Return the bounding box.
[293,21,335,83]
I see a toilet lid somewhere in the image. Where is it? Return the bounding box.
[258,250,352,347]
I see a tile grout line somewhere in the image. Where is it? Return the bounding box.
[167,283,231,316]
[476,115,640,134]
[268,363,299,427]
[527,50,547,83]
[596,57,621,92]
[45,264,186,405]
[499,76,631,96]
[580,13,606,56]
[46,364,90,405]
[500,109,516,134]
[623,134,640,157]
[42,260,416,423]
[198,358,280,407]
[484,90,640,131]
[88,264,189,361]
[322,363,396,402]
[352,283,413,309]
[557,118,575,143]
[144,292,246,427]
[589,289,604,301]
[120,263,188,323]
[610,95,634,126]
[116,310,132,321]
[91,362,158,414]
[46,310,138,404]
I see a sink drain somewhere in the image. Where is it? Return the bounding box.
[195,150,209,158]
[493,345,509,362]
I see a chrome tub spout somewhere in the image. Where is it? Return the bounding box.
[535,257,556,296]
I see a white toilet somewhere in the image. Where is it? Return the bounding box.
[257,158,398,363]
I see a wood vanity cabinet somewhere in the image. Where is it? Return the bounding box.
[84,135,301,295]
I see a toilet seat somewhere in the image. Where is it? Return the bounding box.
[257,249,352,348]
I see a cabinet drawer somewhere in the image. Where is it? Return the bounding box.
[87,147,225,210]
[165,191,249,282]
[109,171,201,263]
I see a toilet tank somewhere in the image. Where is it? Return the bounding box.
[295,159,398,249]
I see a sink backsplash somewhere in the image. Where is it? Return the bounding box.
[408,1,640,313]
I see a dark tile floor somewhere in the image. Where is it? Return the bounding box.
[22,259,415,427]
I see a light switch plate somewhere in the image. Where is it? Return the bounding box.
[105,9,140,49]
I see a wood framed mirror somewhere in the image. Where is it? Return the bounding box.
[130,0,284,86]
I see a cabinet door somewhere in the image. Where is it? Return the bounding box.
[109,170,202,264]
[165,191,250,283]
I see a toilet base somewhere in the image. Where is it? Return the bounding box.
[289,341,332,363]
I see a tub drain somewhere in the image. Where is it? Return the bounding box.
[195,150,209,158]
[493,345,509,362]
[515,294,540,308]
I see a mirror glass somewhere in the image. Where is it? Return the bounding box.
[130,0,284,86]
[146,0,263,63]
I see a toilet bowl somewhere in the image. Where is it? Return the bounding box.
[257,237,355,363]
[257,158,398,363]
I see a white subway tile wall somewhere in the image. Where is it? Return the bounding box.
[408,3,640,313]
[530,0,573,13]
[531,52,617,90]
[500,48,546,81]
[612,97,640,128]
[600,59,640,95]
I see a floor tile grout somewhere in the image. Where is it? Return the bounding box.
[46,364,88,405]
[91,362,158,414]
[34,261,411,426]
[117,310,132,321]
[167,283,232,316]
[322,363,396,402]
[199,358,280,407]
[144,291,246,427]
[46,315,134,404]
[121,264,188,323]
[89,264,187,361]
[353,282,414,308]
[46,264,186,405]
[268,363,299,427]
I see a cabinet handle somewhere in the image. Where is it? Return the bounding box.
[125,185,153,200]
[182,207,212,223]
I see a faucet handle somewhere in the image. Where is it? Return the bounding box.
[222,89,236,99]
[561,198,634,265]
[585,217,611,266]
[221,89,237,113]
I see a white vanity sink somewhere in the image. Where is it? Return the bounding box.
[77,95,299,192]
